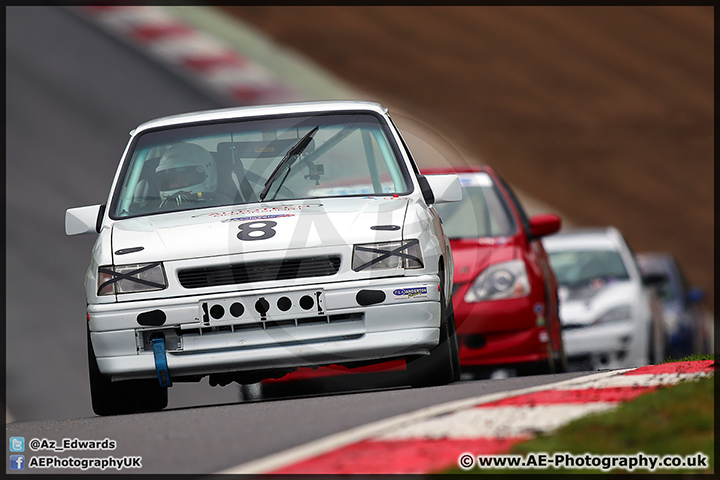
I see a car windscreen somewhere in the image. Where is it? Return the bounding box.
[433,172,516,238]
[110,112,411,219]
[548,249,630,288]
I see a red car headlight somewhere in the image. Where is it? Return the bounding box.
[464,259,530,302]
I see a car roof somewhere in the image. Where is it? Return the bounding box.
[636,251,674,263]
[542,227,623,251]
[635,252,676,273]
[130,100,389,135]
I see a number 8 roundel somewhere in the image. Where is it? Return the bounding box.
[237,220,277,241]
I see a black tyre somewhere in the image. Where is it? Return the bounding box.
[87,330,168,416]
[648,324,656,365]
[648,321,665,364]
[524,338,564,376]
[554,332,569,374]
[406,319,455,387]
[406,268,458,387]
[447,299,462,381]
[542,314,568,375]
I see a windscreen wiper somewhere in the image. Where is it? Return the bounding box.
[259,126,319,202]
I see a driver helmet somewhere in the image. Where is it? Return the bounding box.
[155,143,218,199]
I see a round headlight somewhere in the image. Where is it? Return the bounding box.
[491,270,515,292]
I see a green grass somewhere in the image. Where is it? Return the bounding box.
[663,353,717,363]
[444,372,714,474]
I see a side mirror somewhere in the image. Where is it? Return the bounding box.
[65,204,105,235]
[529,214,562,238]
[686,286,705,304]
[423,174,462,204]
[417,175,434,205]
[641,272,668,287]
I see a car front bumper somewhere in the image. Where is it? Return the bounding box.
[454,295,550,366]
[562,320,647,370]
[457,327,550,366]
[89,276,441,381]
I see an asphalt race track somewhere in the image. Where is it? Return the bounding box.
[5,7,596,474]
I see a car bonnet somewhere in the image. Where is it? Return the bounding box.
[109,197,409,264]
[449,237,518,284]
[558,280,640,326]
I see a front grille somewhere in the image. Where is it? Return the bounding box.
[178,255,341,289]
[182,312,363,337]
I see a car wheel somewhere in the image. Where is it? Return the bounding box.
[649,320,665,364]
[647,322,665,365]
[551,336,568,374]
[442,268,462,381]
[406,268,457,387]
[406,317,455,387]
[529,315,567,375]
[541,343,557,374]
[553,313,568,373]
[528,337,566,376]
[447,300,462,381]
[87,330,168,416]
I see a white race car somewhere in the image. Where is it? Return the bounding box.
[542,227,667,371]
[66,101,462,415]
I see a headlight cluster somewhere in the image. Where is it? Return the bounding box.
[464,259,530,302]
[593,305,632,325]
[97,263,167,296]
[352,240,423,272]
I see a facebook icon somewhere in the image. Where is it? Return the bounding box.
[9,455,25,470]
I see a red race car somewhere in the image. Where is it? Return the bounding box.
[424,165,567,377]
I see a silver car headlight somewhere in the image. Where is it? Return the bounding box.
[464,259,530,302]
[352,240,423,272]
[97,263,167,296]
[593,305,632,325]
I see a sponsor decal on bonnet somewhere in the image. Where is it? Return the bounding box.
[222,214,295,223]
[198,204,321,218]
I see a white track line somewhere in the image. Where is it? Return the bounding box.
[376,403,617,440]
[555,371,712,389]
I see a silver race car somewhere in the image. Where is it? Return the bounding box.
[543,227,667,371]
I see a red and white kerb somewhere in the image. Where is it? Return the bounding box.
[79,6,297,105]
